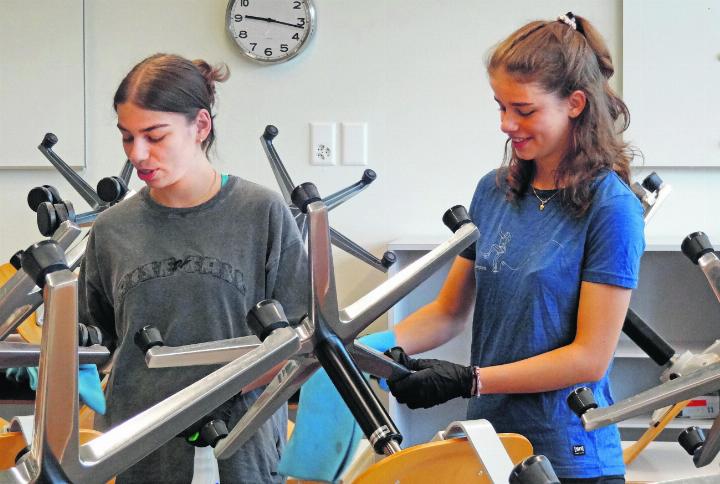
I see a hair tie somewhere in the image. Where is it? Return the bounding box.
[557,12,577,31]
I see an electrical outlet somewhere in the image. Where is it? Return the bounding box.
[309,122,336,165]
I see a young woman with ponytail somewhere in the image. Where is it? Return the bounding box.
[387,13,644,482]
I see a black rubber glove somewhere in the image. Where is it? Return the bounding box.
[385,346,474,409]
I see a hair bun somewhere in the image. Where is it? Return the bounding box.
[192,59,230,104]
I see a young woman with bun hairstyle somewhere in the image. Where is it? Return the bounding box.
[386,13,644,482]
[79,53,307,483]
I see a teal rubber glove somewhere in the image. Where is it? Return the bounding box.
[278,331,396,482]
[5,367,39,389]
[358,330,397,354]
[5,364,105,415]
[358,331,397,391]
[78,364,106,415]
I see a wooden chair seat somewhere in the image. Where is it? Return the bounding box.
[353,433,532,484]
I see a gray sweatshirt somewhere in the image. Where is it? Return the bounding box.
[79,176,307,483]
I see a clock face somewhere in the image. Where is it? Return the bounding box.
[226,0,316,64]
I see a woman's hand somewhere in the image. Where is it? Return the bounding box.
[386,347,474,409]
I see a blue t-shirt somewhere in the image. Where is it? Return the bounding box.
[461,169,645,478]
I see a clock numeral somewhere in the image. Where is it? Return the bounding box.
[280,44,289,53]
[234,14,243,22]
[238,31,247,39]
[297,18,305,27]
[292,33,300,40]
[264,48,273,57]
[250,42,257,51]
[240,0,249,6]
[293,1,301,9]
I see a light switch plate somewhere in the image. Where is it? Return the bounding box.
[341,122,367,166]
[309,122,336,165]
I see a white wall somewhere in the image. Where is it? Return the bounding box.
[1,0,716,330]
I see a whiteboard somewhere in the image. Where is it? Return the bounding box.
[622,0,720,166]
[0,0,85,169]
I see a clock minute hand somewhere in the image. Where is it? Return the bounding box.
[244,15,304,29]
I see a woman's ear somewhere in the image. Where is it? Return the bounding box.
[568,90,587,118]
[194,109,212,143]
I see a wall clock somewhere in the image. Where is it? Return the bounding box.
[226,0,317,64]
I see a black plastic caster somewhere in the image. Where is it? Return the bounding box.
[361,169,377,184]
[442,205,471,233]
[246,299,289,341]
[263,125,279,141]
[641,172,663,193]
[40,132,58,149]
[567,387,598,417]
[10,250,24,270]
[199,419,229,447]
[679,426,705,456]
[78,323,104,347]
[291,182,321,214]
[21,240,69,288]
[37,201,76,237]
[381,251,397,268]
[27,185,63,212]
[134,325,164,353]
[681,232,714,265]
[97,176,129,204]
[509,454,560,484]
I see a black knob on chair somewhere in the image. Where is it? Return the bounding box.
[37,202,59,236]
[679,426,705,456]
[681,232,714,265]
[134,325,164,353]
[27,185,62,212]
[246,300,290,342]
[10,250,24,270]
[442,205,471,233]
[37,201,75,237]
[263,125,279,141]
[97,176,129,204]
[381,251,397,269]
[41,133,58,149]
[78,323,104,347]
[200,419,229,448]
[641,172,664,193]
[567,387,598,417]
[509,455,560,484]
[291,182,322,214]
[361,169,377,184]
[20,240,69,288]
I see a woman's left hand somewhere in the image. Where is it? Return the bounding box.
[386,347,474,409]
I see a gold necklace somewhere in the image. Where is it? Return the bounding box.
[531,185,559,211]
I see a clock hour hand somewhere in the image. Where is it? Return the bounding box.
[244,15,304,29]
